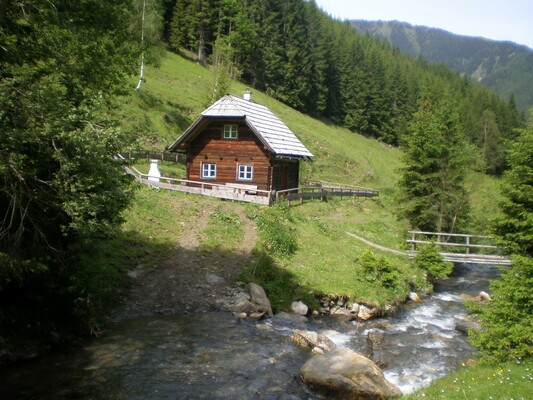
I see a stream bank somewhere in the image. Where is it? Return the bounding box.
[0,262,499,399]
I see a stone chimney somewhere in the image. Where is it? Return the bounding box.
[243,90,252,101]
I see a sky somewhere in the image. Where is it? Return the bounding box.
[314,0,533,49]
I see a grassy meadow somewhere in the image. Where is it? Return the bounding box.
[106,51,526,399]
[405,359,532,400]
[113,51,504,307]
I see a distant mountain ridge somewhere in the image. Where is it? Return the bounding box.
[351,20,533,116]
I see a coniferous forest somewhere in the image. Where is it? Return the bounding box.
[164,0,524,174]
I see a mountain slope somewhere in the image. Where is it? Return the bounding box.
[351,20,533,116]
[118,50,502,237]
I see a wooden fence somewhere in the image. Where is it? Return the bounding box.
[123,162,273,205]
[277,182,379,205]
[120,156,379,206]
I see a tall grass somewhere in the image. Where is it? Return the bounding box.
[405,359,532,399]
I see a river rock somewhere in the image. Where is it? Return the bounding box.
[331,308,354,320]
[271,312,308,329]
[409,292,421,302]
[456,320,482,334]
[291,330,336,353]
[248,283,273,316]
[234,291,251,301]
[367,331,385,349]
[300,348,402,399]
[291,301,309,316]
[233,297,256,314]
[232,312,247,320]
[357,305,374,320]
[479,291,492,301]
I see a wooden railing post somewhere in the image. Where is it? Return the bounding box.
[411,231,416,252]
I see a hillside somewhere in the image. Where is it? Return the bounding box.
[351,20,533,116]
[112,51,502,310]
[117,51,403,191]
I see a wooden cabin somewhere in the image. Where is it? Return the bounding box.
[168,92,313,193]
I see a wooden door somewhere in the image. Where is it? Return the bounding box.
[281,164,289,190]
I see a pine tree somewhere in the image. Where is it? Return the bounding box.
[398,93,470,232]
[467,113,533,363]
[493,118,533,256]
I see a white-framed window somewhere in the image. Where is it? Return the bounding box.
[223,124,238,140]
[237,164,253,181]
[201,163,216,179]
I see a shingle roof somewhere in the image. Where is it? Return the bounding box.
[169,94,313,159]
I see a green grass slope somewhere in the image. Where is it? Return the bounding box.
[117,51,402,191]
[115,52,419,304]
[110,50,519,400]
[113,51,501,308]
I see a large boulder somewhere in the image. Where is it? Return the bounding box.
[247,283,273,316]
[300,348,402,399]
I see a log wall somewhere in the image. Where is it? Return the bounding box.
[187,120,273,191]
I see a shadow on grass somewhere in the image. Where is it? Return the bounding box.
[0,229,177,366]
[238,249,319,312]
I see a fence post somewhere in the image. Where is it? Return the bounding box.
[411,231,416,252]
[466,236,470,255]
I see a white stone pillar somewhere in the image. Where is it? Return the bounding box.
[148,159,161,182]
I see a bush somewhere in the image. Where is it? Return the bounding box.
[360,250,403,289]
[468,255,533,362]
[414,243,454,281]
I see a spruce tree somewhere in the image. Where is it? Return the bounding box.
[493,118,533,256]
[467,114,533,363]
[398,93,470,232]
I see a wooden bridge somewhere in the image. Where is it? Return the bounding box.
[346,231,511,266]
[407,231,511,266]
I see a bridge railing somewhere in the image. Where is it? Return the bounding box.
[407,231,511,265]
[407,231,499,254]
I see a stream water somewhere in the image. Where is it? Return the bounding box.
[0,263,500,399]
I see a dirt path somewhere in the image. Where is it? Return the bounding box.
[114,205,258,320]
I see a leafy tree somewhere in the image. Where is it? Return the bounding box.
[360,251,403,289]
[0,0,140,339]
[398,94,471,232]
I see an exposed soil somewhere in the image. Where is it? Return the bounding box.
[114,204,259,320]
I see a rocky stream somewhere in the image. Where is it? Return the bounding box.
[0,262,500,399]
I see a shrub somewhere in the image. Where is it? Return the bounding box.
[468,255,533,362]
[414,243,454,281]
[360,250,403,289]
